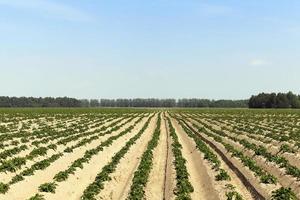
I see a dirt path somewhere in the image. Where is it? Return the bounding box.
[170,117,220,200]
[162,114,176,200]
[186,117,276,199]
[144,113,169,200]
[0,117,145,200]
[95,115,157,200]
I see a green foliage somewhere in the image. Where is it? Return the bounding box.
[279,144,294,154]
[0,157,26,172]
[177,119,221,170]
[48,144,57,151]
[260,174,277,184]
[0,182,9,194]
[28,194,45,200]
[0,145,27,160]
[191,117,278,185]
[10,175,24,184]
[127,116,161,199]
[226,191,243,200]
[28,147,48,158]
[167,118,193,200]
[271,187,297,200]
[53,171,69,182]
[216,169,231,181]
[249,92,300,108]
[38,182,57,193]
[81,116,154,200]
[0,96,81,107]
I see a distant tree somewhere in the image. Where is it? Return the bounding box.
[0,96,10,107]
[100,99,116,107]
[266,93,277,108]
[276,93,290,108]
[0,96,81,107]
[90,99,100,107]
[210,100,248,108]
[98,98,248,108]
[287,91,300,108]
[249,92,300,109]
[80,99,90,107]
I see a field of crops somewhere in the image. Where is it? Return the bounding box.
[0,108,299,200]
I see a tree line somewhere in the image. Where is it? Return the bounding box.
[0,97,248,108]
[81,98,248,108]
[248,92,300,108]
[0,97,81,107]
[1,92,299,108]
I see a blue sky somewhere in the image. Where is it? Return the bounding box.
[0,0,299,99]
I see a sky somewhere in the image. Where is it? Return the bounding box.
[0,0,300,100]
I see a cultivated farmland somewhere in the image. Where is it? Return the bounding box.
[0,108,299,200]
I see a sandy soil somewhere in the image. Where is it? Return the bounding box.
[188,117,279,199]
[177,116,255,200]
[0,117,111,156]
[204,119,300,169]
[0,118,81,150]
[144,114,168,200]
[171,117,220,200]
[162,115,176,200]
[0,117,127,183]
[0,116,144,200]
[1,111,298,200]
[199,118,300,197]
[42,116,152,200]
[96,115,157,200]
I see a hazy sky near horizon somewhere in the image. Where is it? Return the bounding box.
[0,0,300,99]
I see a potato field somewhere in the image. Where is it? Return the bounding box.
[0,108,299,200]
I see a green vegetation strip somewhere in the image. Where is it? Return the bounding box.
[0,145,28,160]
[80,115,154,200]
[126,115,161,199]
[176,118,221,170]
[167,117,194,200]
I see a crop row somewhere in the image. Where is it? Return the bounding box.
[185,116,297,200]
[127,114,161,199]
[0,115,144,194]
[0,116,105,151]
[0,115,137,173]
[173,116,243,200]
[50,116,145,184]
[167,117,194,200]
[79,115,154,200]
[200,119,300,182]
